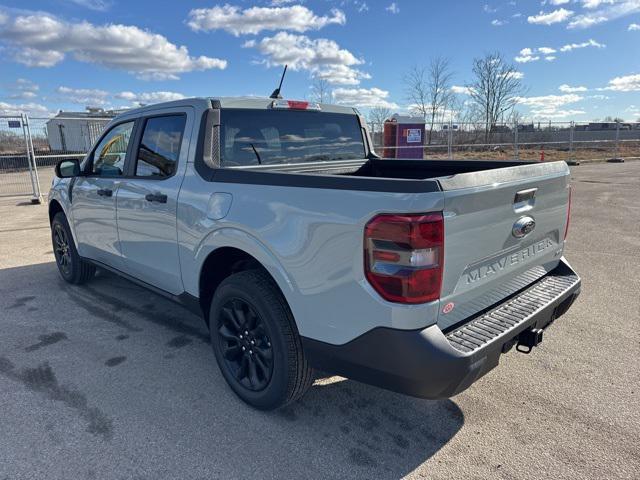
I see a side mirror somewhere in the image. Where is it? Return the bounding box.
[55,159,81,178]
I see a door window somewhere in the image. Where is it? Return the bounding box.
[91,122,134,176]
[135,115,186,177]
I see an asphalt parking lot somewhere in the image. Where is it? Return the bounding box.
[1,161,639,480]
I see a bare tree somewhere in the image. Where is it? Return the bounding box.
[367,106,392,134]
[466,52,525,142]
[310,78,332,104]
[508,109,525,125]
[404,58,454,145]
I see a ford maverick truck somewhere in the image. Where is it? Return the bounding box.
[49,97,581,410]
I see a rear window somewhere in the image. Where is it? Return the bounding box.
[220,109,366,166]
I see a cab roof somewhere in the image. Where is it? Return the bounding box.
[115,96,359,120]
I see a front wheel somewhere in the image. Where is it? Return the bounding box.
[51,212,95,284]
[209,270,314,410]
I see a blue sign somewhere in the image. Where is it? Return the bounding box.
[8,120,22,128]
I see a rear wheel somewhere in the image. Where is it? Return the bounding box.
[51,212,95,284]
[209,270,313,410]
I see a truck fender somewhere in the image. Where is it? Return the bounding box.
[49,187,79,247]
[193,227,299,314]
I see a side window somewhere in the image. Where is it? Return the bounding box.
[91,122,134,176]
[135,115,186,177]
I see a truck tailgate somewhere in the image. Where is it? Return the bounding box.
[436,161,571,330]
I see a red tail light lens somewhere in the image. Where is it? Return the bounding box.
[364,213,444,304]
[564,185,572,240]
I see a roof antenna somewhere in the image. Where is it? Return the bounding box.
[270,64,288,99]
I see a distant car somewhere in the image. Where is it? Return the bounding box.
[48,97,581,410]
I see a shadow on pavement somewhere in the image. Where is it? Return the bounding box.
[1,261,464,479]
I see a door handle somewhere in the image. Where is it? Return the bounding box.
[145,193,168,204]
[97,188,113,197]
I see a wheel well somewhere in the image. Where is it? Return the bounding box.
[49,200,64,224]
[199,247,265,325]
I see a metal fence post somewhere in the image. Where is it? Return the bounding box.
[569,121,575,164]
[514,121,519,160]
[20,114,41,203]
[447,119,453,160]
[24,114,43,203]
[614,120,620,161]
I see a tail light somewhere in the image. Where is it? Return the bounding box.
[564,185,572,240]
[364,213,444,304]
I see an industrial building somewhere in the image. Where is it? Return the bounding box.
[45,107,120,153]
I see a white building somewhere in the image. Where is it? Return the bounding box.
[46,108,121,153]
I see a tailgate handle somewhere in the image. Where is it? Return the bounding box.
[514,188,537,204]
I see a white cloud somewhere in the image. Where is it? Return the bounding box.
[243,32,369,85]
[0,12,227,80]
[5,78,39,99]
[528,8,574,25]
[559,38,605,51]
[581,0,616,8]
[332,87,398,109]
[568,0,640,28]
[517,93,587,119]
[451,85,473,95]
[559,84,588,92]
[52,87,186,107]
[629,23,640,30]
[502,71,525,80]
[0,101,51,116]
[57,86,110,105]
[549,0,571,4]
[115,91,186,106]
[516,39,605,62]
[515,51,540,63]
[518,93,584,108]
[386,3,400,14]
[491,19,506,26]
[517,93,585,118]
[187,5,345,35]
[66,0,111,11]
[602,73,640,91]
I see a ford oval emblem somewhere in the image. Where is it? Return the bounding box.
[512,216,536,238]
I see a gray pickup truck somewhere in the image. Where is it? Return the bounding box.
[49,97,581,410]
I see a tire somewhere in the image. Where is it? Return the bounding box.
[51,212,96,285]
[209,269,314,410]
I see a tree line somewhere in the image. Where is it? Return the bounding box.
[309,52,638,141]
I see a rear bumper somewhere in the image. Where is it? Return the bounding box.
[302,258,581,399]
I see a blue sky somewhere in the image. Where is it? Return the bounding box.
[0,0,639,121]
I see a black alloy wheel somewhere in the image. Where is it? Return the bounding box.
[50,212,95,284]
[53,222,72,277]
[217,298,274,391]
[209,269,314,410]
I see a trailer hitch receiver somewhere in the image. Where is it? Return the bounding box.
[516,328,543,354]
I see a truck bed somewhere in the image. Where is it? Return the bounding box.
[348,158,538,180]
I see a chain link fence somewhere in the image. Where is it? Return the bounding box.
[369,121,640,163]
[0,115,42,201]
[2,114,639,201]
[0,114,112,201]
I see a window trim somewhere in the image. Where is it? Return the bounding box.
[82,119,138,178]
[126,112,188,180]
